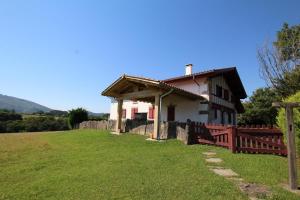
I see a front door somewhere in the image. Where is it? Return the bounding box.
[167,106,175,121]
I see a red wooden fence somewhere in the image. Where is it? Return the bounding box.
[190,122,287,156]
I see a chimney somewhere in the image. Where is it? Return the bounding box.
[185,64,193,75]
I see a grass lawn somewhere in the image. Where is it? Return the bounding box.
[0,130,299,200]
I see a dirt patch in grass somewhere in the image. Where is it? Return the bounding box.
[238,182,271,200]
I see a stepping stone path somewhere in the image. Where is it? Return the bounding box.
[202,151,272,200]
[205,158,223,163]
[211,168,238,177]
[202,152,216,156]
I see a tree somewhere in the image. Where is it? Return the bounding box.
[238,88,279,125]
[274,23,300,62]
[272,66,300,98]
[68,108,88,128]
[258,23,300,98]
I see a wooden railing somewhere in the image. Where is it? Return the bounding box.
[236,126,287,155]
[190,122,287,156]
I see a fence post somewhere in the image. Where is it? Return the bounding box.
[227,126,237,153]
[185,123,190,145]
[273,102,300,190]
[185,120,193,145]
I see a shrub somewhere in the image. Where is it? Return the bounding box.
[0,122,7,133]
[0,114,69,133]
[277,91,300,150]
[68,108,88,128]
[0,111,22,121]
[5,120,25,133]
[24,117,69,132]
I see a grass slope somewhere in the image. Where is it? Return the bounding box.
[0,130,299,200]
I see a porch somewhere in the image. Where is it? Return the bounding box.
[101,74,206,139]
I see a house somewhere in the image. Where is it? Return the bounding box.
[102,64,247,139]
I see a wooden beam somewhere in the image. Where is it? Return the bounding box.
[153,94,161,139]
[120,89,161,99]
[116,99,123,133]
[272,102,300,108]
[285,106,298,190]
[273,102,300,190]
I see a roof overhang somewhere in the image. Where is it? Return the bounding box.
[163,67,247,99]
[101,75,207,102]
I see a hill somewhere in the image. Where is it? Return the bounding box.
[0,94,52,113]
[0,94,108,116]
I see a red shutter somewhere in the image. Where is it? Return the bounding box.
[149,107,154,119]
[131,108,138,119]
[131,108,134,119]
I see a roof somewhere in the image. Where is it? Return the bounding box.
[163,67,247,99]
[101,75,207,102]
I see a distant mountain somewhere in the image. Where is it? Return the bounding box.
[0,94,52,113]
[0,93,109,116]
[88,111,107,117]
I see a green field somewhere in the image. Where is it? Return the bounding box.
[0,130,299,200]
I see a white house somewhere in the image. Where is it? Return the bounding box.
[102,64,247,138]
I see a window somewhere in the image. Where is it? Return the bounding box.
[231,95,235,103]
[131,108,138,119]
[167,106,175,121]
[214,109,218,119]
[122,109,126,118]
[224,89,229,100]
[148,107,155,120]
[228,112,232,124]
[216,85,223,98]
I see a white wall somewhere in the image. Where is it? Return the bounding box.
[160,94,208,123]
[166,77,209,100]
[109,100,153,120]
[110,94,209,123]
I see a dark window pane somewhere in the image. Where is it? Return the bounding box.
[216,85,223,98]
[228,112,232,123]
[224,89,229,100]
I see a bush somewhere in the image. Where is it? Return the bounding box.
[68,108,88,128]
[0,112,70,133]
[277,91,300,151]
[5,120,25,133]
[24,117,69,132]
[0,120,25,133]
[0,111,22,121]
[0,122,7,133]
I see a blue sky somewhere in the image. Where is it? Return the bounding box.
[0,0,299,113]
